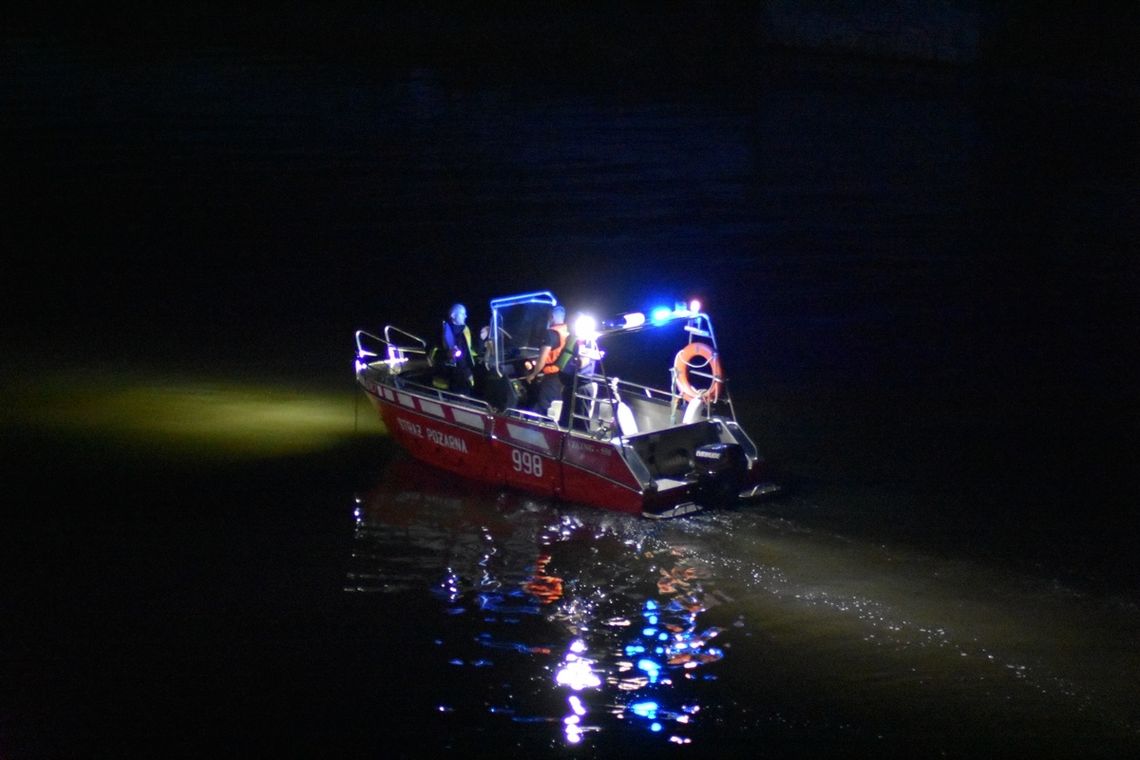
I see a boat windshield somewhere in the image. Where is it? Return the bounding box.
[489,291,558,377]
[499,302,556,353]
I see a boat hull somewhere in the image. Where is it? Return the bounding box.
[359,369,774,517]
[362,377,699,514]
[354,293,780,516]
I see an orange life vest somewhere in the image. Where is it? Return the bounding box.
[542,323,569,374]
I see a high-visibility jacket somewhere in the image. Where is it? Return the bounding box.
[442,320,474,366]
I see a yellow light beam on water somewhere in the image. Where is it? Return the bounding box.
[7,369,387,460]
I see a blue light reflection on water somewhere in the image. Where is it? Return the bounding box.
[347,468,733,751]
[344,455,1140,756]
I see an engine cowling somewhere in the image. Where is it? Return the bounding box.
[688,442,747,502]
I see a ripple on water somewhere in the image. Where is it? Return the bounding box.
[345,461,1140,754]
[347,472,754,751]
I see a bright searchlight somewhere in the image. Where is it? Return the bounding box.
[574,314,599,340]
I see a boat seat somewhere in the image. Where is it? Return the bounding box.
[547,400,563,423]
[616,402,638,436]
[683,396,705,424]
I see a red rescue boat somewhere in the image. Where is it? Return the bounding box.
[354,291,778,518]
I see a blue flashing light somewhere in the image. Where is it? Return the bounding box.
[649,306,673,325]
[642,627,657,636]
[650,721,663,733]
[647,615,658,625]
[644,600,658,611]
[625,644,646,656]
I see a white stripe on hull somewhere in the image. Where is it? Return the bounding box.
[418,399,446,418]
[451,408,485,430]
[506,423,553,454]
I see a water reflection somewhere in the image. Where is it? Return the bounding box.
[348,455,1140,756]
[347,455,734,750]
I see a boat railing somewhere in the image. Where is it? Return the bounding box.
[382,326,430,365]
[502,406,561,428]
[669,364,736,417]
[672,364,722,388]
[682,313,717,343]
[355,326,430,372]
[411,381,494,413]
[372,367,495,414]
[603,375,678,406]
[561,373,685,437]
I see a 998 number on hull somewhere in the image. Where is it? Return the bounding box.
[511,448,544,478]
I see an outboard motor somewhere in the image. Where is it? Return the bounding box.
[688,442,748,503]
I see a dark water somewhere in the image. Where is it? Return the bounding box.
[3,20,1139,759]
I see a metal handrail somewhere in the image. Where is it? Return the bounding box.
[354,329,383,358]
[383,325,428,352]
[502,407,559,427]
[355,326,428,359]
[682,313,717,345]
[389,374,494,413]
[489,291,557,311]
[588,373,680,406]
[431,387,492,413]
[675,366,727,392]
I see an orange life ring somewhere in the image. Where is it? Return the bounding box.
[673,342,723,403]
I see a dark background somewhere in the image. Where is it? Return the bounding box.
[6,1,1135,516]
[2,3,1138,757]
